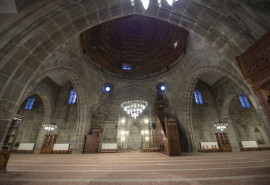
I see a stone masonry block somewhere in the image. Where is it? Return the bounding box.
[144,3,158,17]
[50,31,66,46]
[192,24,208,37]
[204,31,219,43]
[110,4,123,18]
[49,10,70,27]
[158,8,170,20]
[214,36,227,49]
[1,81,19,101]
[63,3,84,20]
[212,16,235,36]
[122,1,134,15]
[31,30,48,44]
[12,66,30,84]
[198,8,220,26]
[98,7,111,22]
[231,31,255,52]
[61,23,78,39]
[210,1,233,16]
[185,1,206,21]
[109,0,122,6]
[169,12,182,25]
[0,58,19,76]
[41,39,57,53]
[23,38,40,52]
[33,46,49,61]
[80,0,97,13]
[24,55,41,71]
[40,19,60,36]
[12,46,30,61]
[180,19,194,30]
[73,17,89,32]
[172,0,189,13]
[95,0,109,9]
[86,11,100,27]
[0,74,8,89]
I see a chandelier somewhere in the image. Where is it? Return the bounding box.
[43,123,57,132]
[214,122,228,132]
[131,0,178,9]
[121,100,148,119]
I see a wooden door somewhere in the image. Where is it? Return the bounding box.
[83,127,100,153]
[40,135,57,154]
[215,133,232,152]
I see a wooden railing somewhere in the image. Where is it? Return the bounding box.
[155,96,181,156]
[236,30,270,122]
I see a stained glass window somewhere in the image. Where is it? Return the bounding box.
[194,90,203,104]
[25,97,36,110]
[68,89,77,104]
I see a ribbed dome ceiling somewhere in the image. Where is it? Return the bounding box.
[80,15,189,79]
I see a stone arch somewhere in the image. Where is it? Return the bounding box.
[16,92,52,153]
[179,61,253,150]
[1,0,270,151]
[19,92,52,124]
[1,1,268,107]
[20,52,90,153]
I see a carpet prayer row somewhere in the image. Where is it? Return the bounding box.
[0,151,270,185]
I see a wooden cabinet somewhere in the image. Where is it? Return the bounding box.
[215,133,232,152]
[40,134,57,154]
[83,127,100,153]
[1,115,24,172]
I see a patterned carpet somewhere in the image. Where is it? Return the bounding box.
[0,151,270,185]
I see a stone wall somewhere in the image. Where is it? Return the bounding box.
[1,0,270,153]
[52,82,78,150]
[192,80,218,149]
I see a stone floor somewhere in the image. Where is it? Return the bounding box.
[0,151,270,185]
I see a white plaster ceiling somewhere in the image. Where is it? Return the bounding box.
[47,72,69,87]
[199,71,224,86]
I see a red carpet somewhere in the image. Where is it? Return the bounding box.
[0,151,270,184]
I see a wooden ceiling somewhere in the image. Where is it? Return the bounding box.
[80,15,189,79]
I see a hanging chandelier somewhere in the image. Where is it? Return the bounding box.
[214,122,228,132]
[131,0,178,9]
[121,100,148,119]
[43,123,57,132]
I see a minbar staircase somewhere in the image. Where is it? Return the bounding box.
[155,96,181,156]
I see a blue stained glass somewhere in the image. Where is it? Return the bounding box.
[238,94,250,109]
[25,97,36,110]
[68,89,77,104]
[194,90,203,104]
[122,63,132,71]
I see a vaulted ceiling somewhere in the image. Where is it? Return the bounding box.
[80,15,189,79]
[0,0,270,87]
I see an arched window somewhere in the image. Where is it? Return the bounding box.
[25,96,36,110]
[122,63,132,71]
[68,89,77,104]
[193,90,203,104]
[238,94,250,108]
